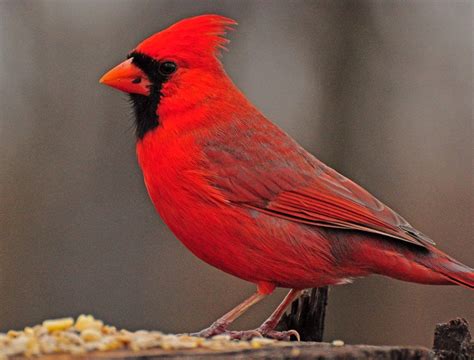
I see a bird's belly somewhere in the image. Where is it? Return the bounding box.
[153,189,354,288]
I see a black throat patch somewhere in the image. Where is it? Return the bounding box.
[128,52,169,139]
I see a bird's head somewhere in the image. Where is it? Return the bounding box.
[100,14,237,139]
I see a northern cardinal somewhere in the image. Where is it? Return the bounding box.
[100,15,473,340]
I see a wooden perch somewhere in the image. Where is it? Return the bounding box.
[34,343,432,360]
[12,317,472,359]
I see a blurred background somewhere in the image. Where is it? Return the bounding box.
[0,0,472,347]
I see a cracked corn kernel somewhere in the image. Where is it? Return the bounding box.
[23,327,34,336]
[75,315,104,331]
[251,337,274,346]
[43,318,74,332]
[6,331,20,338]
[102,325,117,335]
[332,339,345,347]
[80,328,102,342]
[250,337,274,349]
[210,334,231,341]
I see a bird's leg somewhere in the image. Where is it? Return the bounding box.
[191,290,268,338]
[255,289,303,340]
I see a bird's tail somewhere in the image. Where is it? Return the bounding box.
[415,246,474,289]
[357,240,474,289]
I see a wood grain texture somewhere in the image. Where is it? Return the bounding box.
[12,343,432,360]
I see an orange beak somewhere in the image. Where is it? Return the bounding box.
[99,58,151,95]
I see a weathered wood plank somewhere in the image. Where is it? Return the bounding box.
[15,343,432,360]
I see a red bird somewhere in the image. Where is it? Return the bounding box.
[100,15,473,339]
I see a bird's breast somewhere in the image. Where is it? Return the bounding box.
[136,129,206,212]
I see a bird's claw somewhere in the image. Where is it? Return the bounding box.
[190,328,262,340]
[190,321,228,338]
[191,326,299,341]
[225,329,263,340]
[257,328,300,341]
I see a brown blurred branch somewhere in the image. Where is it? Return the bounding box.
[276,287,329,341]
[433,318,473,360]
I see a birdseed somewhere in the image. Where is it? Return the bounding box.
[0,315,277,358]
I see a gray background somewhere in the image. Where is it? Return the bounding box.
[1,0,472,347]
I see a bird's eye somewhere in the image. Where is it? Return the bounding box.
[158,61,177,76]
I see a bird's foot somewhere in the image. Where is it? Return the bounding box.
[255,326,300,341]
[191,322,299,341]
[214,329,263,340]
[190,320,229,338]
[254,320,300,341]
[191,324,262,340]
[206,329,298,341]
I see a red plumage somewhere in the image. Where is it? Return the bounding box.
[101,14,473,338]
[135,15,236,68]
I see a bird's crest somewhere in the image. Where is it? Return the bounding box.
[134,15,237,65]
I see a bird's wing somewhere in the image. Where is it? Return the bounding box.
[202,124,434,248]
[247,164,434,247]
